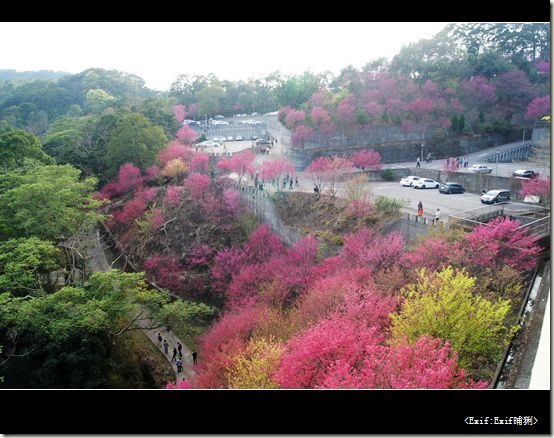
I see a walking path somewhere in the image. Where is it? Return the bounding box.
[86,228,196,384]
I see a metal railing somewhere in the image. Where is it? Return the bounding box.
[449,203,551,236]
[487,142,532,163]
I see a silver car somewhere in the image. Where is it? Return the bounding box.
[468,164,492,174]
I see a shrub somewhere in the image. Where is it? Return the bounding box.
[374,196,406,213]
[381,169,395,181]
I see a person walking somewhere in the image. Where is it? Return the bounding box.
[157,333,163,346]
[417,201,423,219]
[295,176,299,187]
[434,208,441,225]
[171,347,177,362]
[177,342,182,357]
[416,156,421,168]
[192,351,198,365]
[163,339,169,355]
[289,179,293,190]
[176,358,183,373]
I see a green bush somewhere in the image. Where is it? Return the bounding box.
[381,169,395,181]
[375,195,406,213]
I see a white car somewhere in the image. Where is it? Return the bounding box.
[198,141,219,148]
[468,164,492,174]
[226,136,234,141]
[400,176,421,187]
[412,178,440,189]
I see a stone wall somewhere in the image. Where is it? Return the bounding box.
[297,131,520,168]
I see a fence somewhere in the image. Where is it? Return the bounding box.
[449,203,550,235]
[487,142,532,163]
[233,184,303,246]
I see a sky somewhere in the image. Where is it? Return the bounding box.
[0,22,450,91]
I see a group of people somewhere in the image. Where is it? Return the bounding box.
[282,174,299,190]
[157,332,198,374]
[446,156,469,168]
[416,202,441,224]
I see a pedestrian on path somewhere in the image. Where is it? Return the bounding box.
[192,351,198,365]
[176,358,183,373]
[163,339,169,355]
[416,156,421,168]
[289,179,293,190]
[434,208,441,225]
[177,342,182,357]
[417,201,423,219]
[171,347,177,362]
[157,333,162,346]
[295,176,299,187]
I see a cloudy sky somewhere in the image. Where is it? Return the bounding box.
[1,22,449,91]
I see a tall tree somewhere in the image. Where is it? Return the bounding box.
[105,113,167,177]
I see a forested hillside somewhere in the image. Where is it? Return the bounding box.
[0,22,549,389]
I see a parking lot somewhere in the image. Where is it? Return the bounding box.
[367,181,528,219]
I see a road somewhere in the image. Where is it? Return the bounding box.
[386,141,550,178]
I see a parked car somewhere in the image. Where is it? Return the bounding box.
[481,189,510,204]
[439,182,465,194]
[468,164,492,174]
[400,175,421,187]
[412,178,440,189]
[226,136,234,141]
[512,169,536,179]
[198,141,219,148]
[235,135,244,141]
[255,139,272,146]
[214,115,225,119]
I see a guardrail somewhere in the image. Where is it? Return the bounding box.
[449,203,551,236]
[487,142,532,163]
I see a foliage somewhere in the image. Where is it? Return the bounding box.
[351,149,381,171]
[164,185,185,207]
[226,336,283,388]
[143,255,183,291]
[525,96,550,121]
[106,113,167,177]
[457,216,543,272]
[0,164,103,240]
[518,176,551,206]
[162,158,188,180]
[0,237,64,295]
[157,141,192,167]
[85,88,116,115]
[380,169,395,181]
[259,158,295,191]
[0,128,53,170]
[390,266,518,371]
[0,270,174,388]
[374,195,406,212]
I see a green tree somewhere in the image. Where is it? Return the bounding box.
[0,270,181,388]
[196,85,225,116]
[0,129,53,171]
[0,164,103,240]
[390,266,518,373]
[458,113,465,132]
[105,113,167,177]
[0,237,64,296]
[85,88,116,115]
[138,97,180,138]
